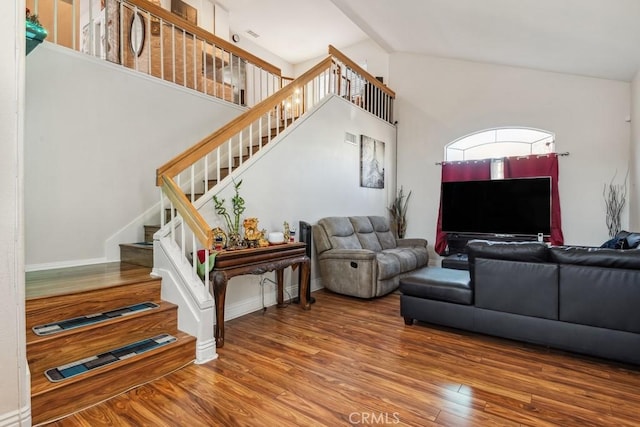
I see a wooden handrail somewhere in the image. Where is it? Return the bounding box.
[161,175,213,248]
[328,45,395,98]
[126,0,281,76]
[156,56,334,184]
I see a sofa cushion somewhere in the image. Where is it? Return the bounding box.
[601,230,640,249]
[467,240,549,287]
[474,258,559,320]
[399,267,472,305]
[316,217,362,251]
[368,216,397,249]
[559,264,640,333]
[375,252,401,280]
[550,246,640,270]
[467,240,549,261]
[625,232,640,249]
[382,248,418,273]
[401,247,429,268]
[350,216,383,252]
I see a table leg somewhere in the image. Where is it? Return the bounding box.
[211,272,228,347]
[276,268,285,307]
[299,257,311,310]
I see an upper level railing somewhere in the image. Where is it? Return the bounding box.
[26,0,283,107]
[328,45,395,123]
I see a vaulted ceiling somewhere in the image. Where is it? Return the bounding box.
[216,0,640,82]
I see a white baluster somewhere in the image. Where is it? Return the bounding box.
[216,149,221,183]
[204,153,209,194]
[193,34,197,91]
[192,234,197,276]
[238,130,243,167]
[182,29,187,87]
[160,20,165,80]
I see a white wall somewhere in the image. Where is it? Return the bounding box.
[630,70,640,231]
[391,53,631,254]
[198,95,396,314]
[293,38,389,82]
[25,43,245,268]
[228,32,293,78]
[1,1,30,425]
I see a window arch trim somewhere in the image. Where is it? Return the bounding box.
[445,127,555,161]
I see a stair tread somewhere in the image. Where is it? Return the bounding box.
[26,262,154,300]
[30,331,195,395]
[26,279,162,330]
[31,332,196,424]
[27,303,180,374]
[120,242,154,249]
[27,300,177,345]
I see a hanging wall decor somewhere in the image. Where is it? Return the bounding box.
[360,135,385,189]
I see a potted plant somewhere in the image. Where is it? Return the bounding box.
[389,186,411,238]
[26,8,47,55]
[213,179,246,249]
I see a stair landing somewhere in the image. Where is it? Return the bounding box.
[26,261,153,300]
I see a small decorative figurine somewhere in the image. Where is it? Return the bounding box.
[243,217,263,248]
[283,221,291,242]
[258,229,269,247]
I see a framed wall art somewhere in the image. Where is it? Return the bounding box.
[360,135,385,189]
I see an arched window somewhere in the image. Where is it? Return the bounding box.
[435,126,564,254]
[445,127,555,161]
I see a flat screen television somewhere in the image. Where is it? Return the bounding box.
[441,177,551,236]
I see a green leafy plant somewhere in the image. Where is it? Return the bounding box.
[389,186,411,238]
[213,179,245,235]
[26,8,41,26]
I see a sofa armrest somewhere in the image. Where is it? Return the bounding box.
[396,238,428,248]
[317,249,377,261]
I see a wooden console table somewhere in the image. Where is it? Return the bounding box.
[209,242,311,347]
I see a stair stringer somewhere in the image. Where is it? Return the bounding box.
[152,236,217,364]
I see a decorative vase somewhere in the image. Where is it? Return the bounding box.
[226,232,245,250]
[26,21,47,55]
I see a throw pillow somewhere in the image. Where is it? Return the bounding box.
[624,232,640,249]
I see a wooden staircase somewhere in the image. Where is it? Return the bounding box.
[26,262,196,425]
[120,129,279,268]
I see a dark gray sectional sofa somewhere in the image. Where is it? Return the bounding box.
[400,240,640,365]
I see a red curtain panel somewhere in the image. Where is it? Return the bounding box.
[434,159,492,254]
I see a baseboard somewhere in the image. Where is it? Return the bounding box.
[25,257,108,272]
[0,405,31,427]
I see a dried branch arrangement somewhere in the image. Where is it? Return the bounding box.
[603,171,628,238]
[389,186,411,238]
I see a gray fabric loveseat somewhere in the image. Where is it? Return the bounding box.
[313,216,429,298]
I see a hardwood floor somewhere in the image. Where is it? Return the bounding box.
[45,289,640,426]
